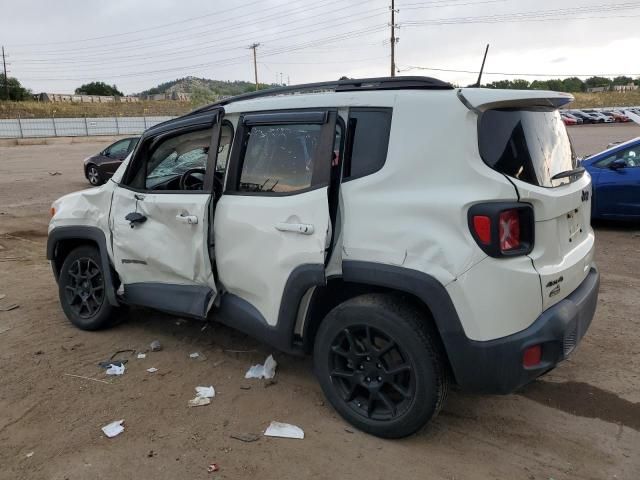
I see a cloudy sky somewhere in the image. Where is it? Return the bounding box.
[1,0,639,94]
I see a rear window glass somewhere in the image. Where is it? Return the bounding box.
[344,108,392,179]
[478,109,577,187]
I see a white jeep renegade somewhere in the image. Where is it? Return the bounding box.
[48,77,599,438]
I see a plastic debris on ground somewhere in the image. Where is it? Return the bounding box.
[105,363,126,376]
[264,421,304,439]
[189,352,200,359]
[231,432,260,443]
[101,420,124,438]
[26,452,34,458]
[98,360,127,369]
[146,367,158,373]
[245,354,277,379]
[207,463,219,473]
[137,353,146,359]
[150,340,162,352]
[188,385,215,407]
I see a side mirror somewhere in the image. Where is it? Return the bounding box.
[609,159,626,170]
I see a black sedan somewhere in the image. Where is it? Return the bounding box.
[84,137,139,186]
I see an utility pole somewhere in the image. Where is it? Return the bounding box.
[248,43,260,90]
[2,46,8,100]
[390,0,398,77]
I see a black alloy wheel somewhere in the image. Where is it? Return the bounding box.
[58,246,114,330]
[63,257,105,318]
[314,294,448,438]
[329,325,415,421]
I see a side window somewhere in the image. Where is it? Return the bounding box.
[124,128,212,191]
[238,124,322,193]
[343,108,392,180]
[145,129,210,189]
[107,139,130,157]
[595,146,640,168]
[127,138,138,153]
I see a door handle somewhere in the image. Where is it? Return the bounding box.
[275,222,314,235]
[176,213,198,225]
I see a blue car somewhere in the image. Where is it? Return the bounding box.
[581,137,640,220]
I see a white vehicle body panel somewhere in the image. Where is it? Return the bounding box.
[214,187,330,326]
[109,186,215,290]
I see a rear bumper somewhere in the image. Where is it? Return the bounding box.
[450,266,599,394]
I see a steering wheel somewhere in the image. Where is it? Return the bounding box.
[179,168,206,190]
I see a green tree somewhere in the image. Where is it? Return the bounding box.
[584,76,611,89]
[511,79,531,89]
[612,75,633,86]
[530,80,550,90]
[189,87,218,107]
[561,77,585,92]
[75,81,123,96]
[0,74,32,101]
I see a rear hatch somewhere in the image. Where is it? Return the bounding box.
[462,88,595,310]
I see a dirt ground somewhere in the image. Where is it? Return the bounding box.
[0,124,639,480]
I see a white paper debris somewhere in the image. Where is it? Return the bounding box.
[195,385,215,398]
[26,451,34,458]
[188,397,211,407]
[137,353,146,359]
[264,421,304,439]
[101,420,124,438]
[105,363,125,375]
[245,355,277,379]
[146,367,158,373]
[188,385,215,407]
[189,352,200,359]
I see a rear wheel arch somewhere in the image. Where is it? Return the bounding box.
[47,226,119,306]
[302,261,462,381]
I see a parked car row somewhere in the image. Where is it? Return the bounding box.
[561,107,640,125]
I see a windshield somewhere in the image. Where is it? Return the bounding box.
[478,108,577,187]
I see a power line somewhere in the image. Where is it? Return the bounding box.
[398,64,640,78]
[11,0,360,56]
[16,25,388,82]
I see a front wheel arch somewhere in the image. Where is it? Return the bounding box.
[47,227,120,306]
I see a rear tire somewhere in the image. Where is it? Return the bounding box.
[58,246,114,330]
[313,293,448,438]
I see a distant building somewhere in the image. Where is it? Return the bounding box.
[34,93,139,103]
[139,92,191,101]
[586,84,639,93]
[612,83,638,92]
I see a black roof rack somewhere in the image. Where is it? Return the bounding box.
[189,76,452,116]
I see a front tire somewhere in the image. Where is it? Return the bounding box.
[58,246,114,330]
[313,294,448,438]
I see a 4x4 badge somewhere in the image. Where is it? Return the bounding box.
[581,190,590,202]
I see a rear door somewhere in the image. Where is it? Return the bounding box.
[214,110,336,326]
[471,95,595,310]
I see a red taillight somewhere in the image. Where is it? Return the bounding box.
[499,209,520,251]
[523,344,542,367]
[472,215,491,245]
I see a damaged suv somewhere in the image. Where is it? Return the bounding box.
[47,77,599,438]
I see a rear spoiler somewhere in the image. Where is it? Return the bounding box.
[457,88,574,114]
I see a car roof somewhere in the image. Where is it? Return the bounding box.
[583,137,640,163]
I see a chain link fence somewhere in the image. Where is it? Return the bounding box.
[0,116,176,138]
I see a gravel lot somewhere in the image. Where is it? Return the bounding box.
[0,124,639,480]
